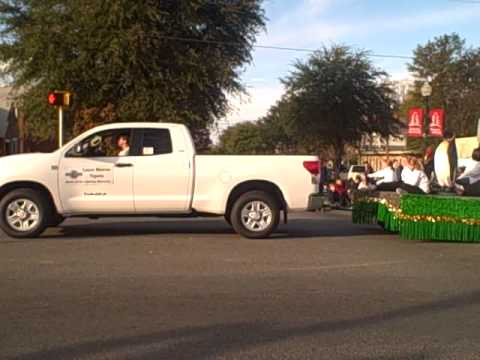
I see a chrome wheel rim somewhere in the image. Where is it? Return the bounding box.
[241,201,272,232]
[6,199,40,232]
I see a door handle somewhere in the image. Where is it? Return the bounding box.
[115,163,133,168]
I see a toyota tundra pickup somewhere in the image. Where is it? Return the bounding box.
[0,123,320,238]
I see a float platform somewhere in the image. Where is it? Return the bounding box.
[352,191,480,242]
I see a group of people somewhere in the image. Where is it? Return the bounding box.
[357,145,480,197]
[322,154,434,208]
[365,156,431,194]
[323,131,480,207]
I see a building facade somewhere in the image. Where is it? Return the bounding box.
[0,86,22,156]
[388,78,415,104]
[358,78,418,170]
[1,86,57,156]
[359,130,420,170]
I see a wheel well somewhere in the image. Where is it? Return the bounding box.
[0,181,58,214]
[226,180,287,218]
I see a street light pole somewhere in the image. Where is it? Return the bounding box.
[424,94,430,150]
[421,81,433,155]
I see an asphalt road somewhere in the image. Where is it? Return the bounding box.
[2,211,480,360]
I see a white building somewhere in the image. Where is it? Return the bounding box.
[388,78,415,104]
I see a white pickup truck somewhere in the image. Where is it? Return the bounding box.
[0,123,320,238]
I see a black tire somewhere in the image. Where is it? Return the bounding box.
[0,188,51,238]
[224,215,232,226]
[230,191,280,239]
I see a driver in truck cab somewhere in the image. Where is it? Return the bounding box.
[117,135,130,156]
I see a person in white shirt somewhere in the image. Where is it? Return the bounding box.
[367,159,398,185]
[455,148,480,196]
[398,158,430,194]
[376,157,430,194]
[117,135,130,156]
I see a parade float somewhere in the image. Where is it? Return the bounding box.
[353,134,480,242]
[353,100,480,242]
[352,191,480,242]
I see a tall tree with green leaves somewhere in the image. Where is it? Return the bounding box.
[280,45,401,167]
[217,121,268,154]
[0,0,265,149]
[259,99,301,153]
[408,33,480,137]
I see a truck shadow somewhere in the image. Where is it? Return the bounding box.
[34,217,385,240]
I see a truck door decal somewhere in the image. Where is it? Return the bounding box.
[64,167,114,185]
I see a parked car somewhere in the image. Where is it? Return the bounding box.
[0,123,320,239]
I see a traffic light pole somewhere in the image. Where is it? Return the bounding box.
[58,106,63,148]
[48,91,71,147]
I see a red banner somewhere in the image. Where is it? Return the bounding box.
[429,109,444,137]
[407,108,424,137]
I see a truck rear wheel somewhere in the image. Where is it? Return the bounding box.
[230,191,280,239]
[0,188,50,238]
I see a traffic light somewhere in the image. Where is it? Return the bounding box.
[47,91,71,107]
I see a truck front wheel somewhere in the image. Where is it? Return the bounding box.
[0,189,50,238]
[230,191,280,239]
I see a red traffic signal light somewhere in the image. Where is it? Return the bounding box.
[47,91,71,107]
[48,93,59,105]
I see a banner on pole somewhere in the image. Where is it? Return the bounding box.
[429,109,444,137]
[407,108,424,137]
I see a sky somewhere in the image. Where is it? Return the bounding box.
[222,0,480,131]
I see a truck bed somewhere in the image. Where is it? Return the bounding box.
[192,155,319,214]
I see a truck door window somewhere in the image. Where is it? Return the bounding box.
[142,129,172,155]
[67,129,133,158]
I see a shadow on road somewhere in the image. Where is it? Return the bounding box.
[0,216,386,242]
[15,288,480,359]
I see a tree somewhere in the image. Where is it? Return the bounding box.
[408,33,480,137]
[259,99,302,153]
[217,121,268,154]
[279,45,401,167]
[0,0,265,147]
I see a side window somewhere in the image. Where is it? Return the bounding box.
[141,129,172,156]
[67,129,132,158]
